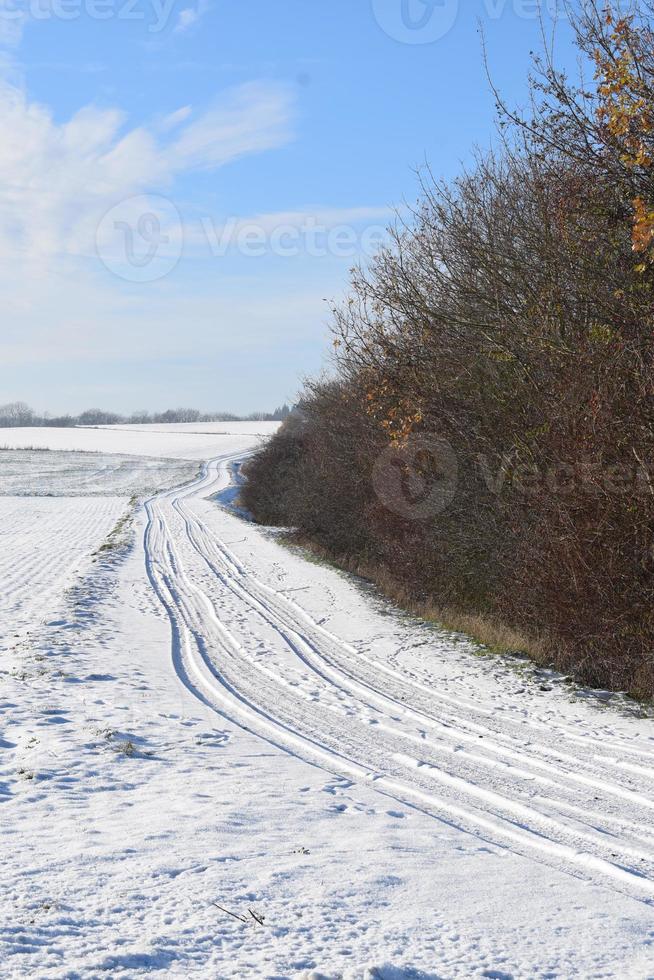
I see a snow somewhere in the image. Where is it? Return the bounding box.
[0,422,280,459]
[0,496,129,645]
[1,425,654,978]
[0,450,200,497]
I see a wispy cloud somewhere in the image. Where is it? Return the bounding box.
[165,82,293,172]
[155,105,193,133]
[0,79,296,263]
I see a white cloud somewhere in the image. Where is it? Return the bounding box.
[166,82,293,172]
[175,7,198,32]
[0,79,295,264]
[0,75,382,407]
[156,105,193,133]
[174,0,210,33]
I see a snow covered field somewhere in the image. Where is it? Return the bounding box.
[0,450,200,497]
[0,496,129,646]
[1,424,654,978]
[1,422,279,459]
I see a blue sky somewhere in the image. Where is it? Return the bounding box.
[0,0,579,415]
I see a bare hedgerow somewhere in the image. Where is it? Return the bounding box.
[243,1,654,700]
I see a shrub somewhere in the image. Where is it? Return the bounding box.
[243,2,654,698]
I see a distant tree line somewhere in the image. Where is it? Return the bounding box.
[242,2,654,699]
[0,401,292,428]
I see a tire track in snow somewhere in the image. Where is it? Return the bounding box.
[144,454,654,903]
[171,479,654,818]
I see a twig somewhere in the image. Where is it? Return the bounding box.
[633,447,654,497]
[248,909,266,926]
[212,903,249,924]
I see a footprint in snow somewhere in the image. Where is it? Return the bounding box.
[195,730,231,748]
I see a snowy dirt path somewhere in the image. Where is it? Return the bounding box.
[2,438,654,978]
[146,455,654,910]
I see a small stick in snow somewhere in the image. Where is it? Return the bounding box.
[212,903,249,924]
[248,909,266,926]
